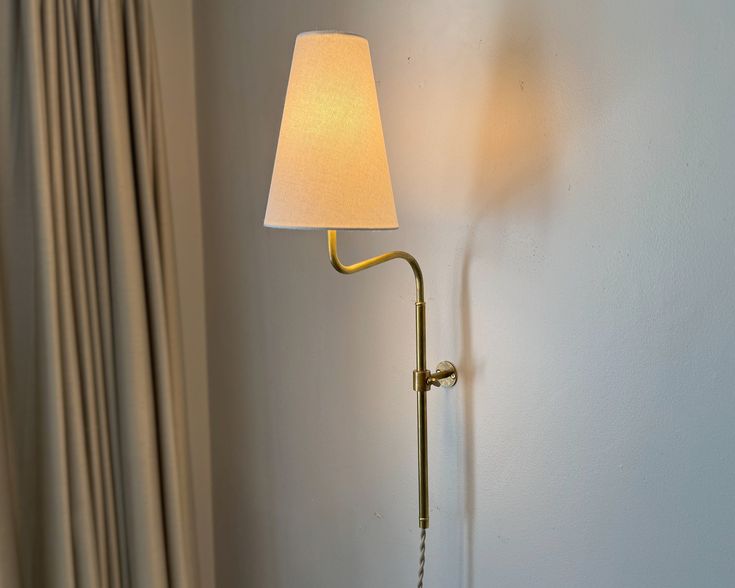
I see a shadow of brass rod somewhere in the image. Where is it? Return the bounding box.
[327,229,430,528]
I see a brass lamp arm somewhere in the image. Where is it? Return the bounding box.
[327,230,425,302]
[326,229,456,530]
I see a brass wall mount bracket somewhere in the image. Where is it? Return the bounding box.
[429,361,458,388]
[413,361,458,392]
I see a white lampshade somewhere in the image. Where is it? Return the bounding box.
[264,31,398,230]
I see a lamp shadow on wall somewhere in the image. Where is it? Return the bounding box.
[458,2,558,585]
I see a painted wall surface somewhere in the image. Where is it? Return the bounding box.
[151,2,215,586]
[193,0,735,586]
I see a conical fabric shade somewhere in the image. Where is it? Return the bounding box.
[264,31,398,230]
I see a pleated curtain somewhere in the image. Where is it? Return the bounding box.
[0,1,199,586]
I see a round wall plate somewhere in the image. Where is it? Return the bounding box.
[435,361,458,388]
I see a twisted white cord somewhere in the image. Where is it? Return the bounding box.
[417,529,426,587]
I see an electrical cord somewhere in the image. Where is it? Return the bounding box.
[417,528,426,587]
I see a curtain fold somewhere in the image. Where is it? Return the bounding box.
[0,1,199,586]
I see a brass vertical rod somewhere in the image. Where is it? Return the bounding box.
[327,230,431,528]
[416,388,429,528]
[416,301,426,370]
[415,300,429,529]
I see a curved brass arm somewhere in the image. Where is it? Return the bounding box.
[326,231,456,528]
[327,229,431,528]
[327,230,425,303]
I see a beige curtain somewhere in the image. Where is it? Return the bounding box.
[0,1,199,586]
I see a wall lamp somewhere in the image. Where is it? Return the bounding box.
[264,30,457,578]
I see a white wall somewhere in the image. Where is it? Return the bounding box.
[193,0,735,586]
[151,2,215,586]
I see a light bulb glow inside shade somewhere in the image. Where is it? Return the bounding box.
[264,31,398,230]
